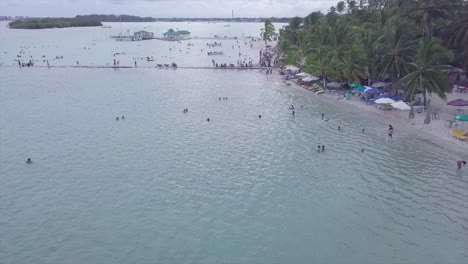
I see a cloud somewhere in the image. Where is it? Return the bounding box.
[1,0,341,17]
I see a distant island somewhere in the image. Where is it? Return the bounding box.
[8,18,102,29]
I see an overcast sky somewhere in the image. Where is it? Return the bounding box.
[1,0,341,18]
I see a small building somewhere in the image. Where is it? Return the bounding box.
[134,30,153,40]
[163,29,191,41]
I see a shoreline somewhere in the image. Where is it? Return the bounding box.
[281,75,468,158]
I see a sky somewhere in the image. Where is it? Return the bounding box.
[1,0,341,18]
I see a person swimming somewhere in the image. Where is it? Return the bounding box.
[207,118,210,122]
[219,97,221,100]
[26,158,32,164]
[321,113,324,120]
[324,118,329,122]
[362,128,365,133]
[292,110,295,115]
[321,145,325,152]
[338,126,341,131]
[317,146,321,153]
[122,116,125,119]
[258,115,262,119]
[457,160,466,170]
[361,148,364,153]
[116,117,119,121]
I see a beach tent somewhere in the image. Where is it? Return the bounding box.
[284,65,299,72]
[447,99,468,106]
[365,88,381,94]
[296,72,309,77]
[375,98,395,104]
[372,82,386,88]
[303,75,319,82]
[327,82,341,88]
[391,101,411,110]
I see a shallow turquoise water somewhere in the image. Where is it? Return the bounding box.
[1,68,467,264]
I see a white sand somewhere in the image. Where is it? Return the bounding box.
[286,79,468,157]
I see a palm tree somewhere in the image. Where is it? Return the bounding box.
[405,0,463,40]
[329,22,354,61]
[287,30,313,67]
[260,19,275,46]
[397,40,454,104]
[375,18,418,83]
[337,1,346,13]
[305,47,337,88]
[340,44,366,82]
[303,11,323,34]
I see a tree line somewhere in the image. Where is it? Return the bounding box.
[278,0,467,103]
[9,18,102,29]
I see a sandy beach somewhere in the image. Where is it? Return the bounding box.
[284,77,468,157]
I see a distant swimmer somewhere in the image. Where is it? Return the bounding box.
[361,148,364,153]
[258,115,262,119]
[207,118,210,122]
[324,118,329,122]
[317,146,321,153]
[362,128,365,133]
[338,126,341,131]
[116,117,119,121]
[292,110,295,116]
[322,145,325,152]
[321,113,324,120]
[219,97,221,100]
[26,158,32,164]
[122,116,125,119]
[457,160,466,170]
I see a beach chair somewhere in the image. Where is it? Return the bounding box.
[451,128,468,141]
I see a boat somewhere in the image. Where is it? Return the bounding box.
[208,51,223,55]
[147,56,155,61]
[284,80,291,85]
[316,89,325,95]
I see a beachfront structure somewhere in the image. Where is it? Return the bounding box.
[134,30,153,40]
[162,29,191,40]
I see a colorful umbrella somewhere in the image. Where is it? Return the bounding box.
[447,99,468,107]
[372,82,386,88]
[365,88,381,94]
[454,114,468,122]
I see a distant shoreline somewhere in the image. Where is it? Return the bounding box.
[8,18,102,29]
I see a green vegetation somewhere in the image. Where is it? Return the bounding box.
[8,18,102,29]
[260,19,276,45]
[279,0,468,103]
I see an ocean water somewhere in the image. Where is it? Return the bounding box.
[1,22,468,264]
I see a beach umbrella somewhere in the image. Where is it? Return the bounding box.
[375,98,395,104]
[349,82,361,88]
[454,114,468,121]
[303,75,319,82]
[296,72,309,77]
[365,88,381,94]
[327,82,341,88]
[352,86,366,93]
[284,65,299,72]
[447,99,468,107]
[372,82,385,88]
[423,112,431,125]
[391,101,410,110]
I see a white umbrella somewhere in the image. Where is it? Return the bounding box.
[284,65,299,72]
[296,72,309,77]
[372,82,386,88]
[303,76,319,82]
[375,98,395,104]
[391,101,411,110]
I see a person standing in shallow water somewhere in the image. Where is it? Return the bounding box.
[317,146,321,153]
[457,160,466,170]
[26,158,32,164]
[321,145,325,152]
